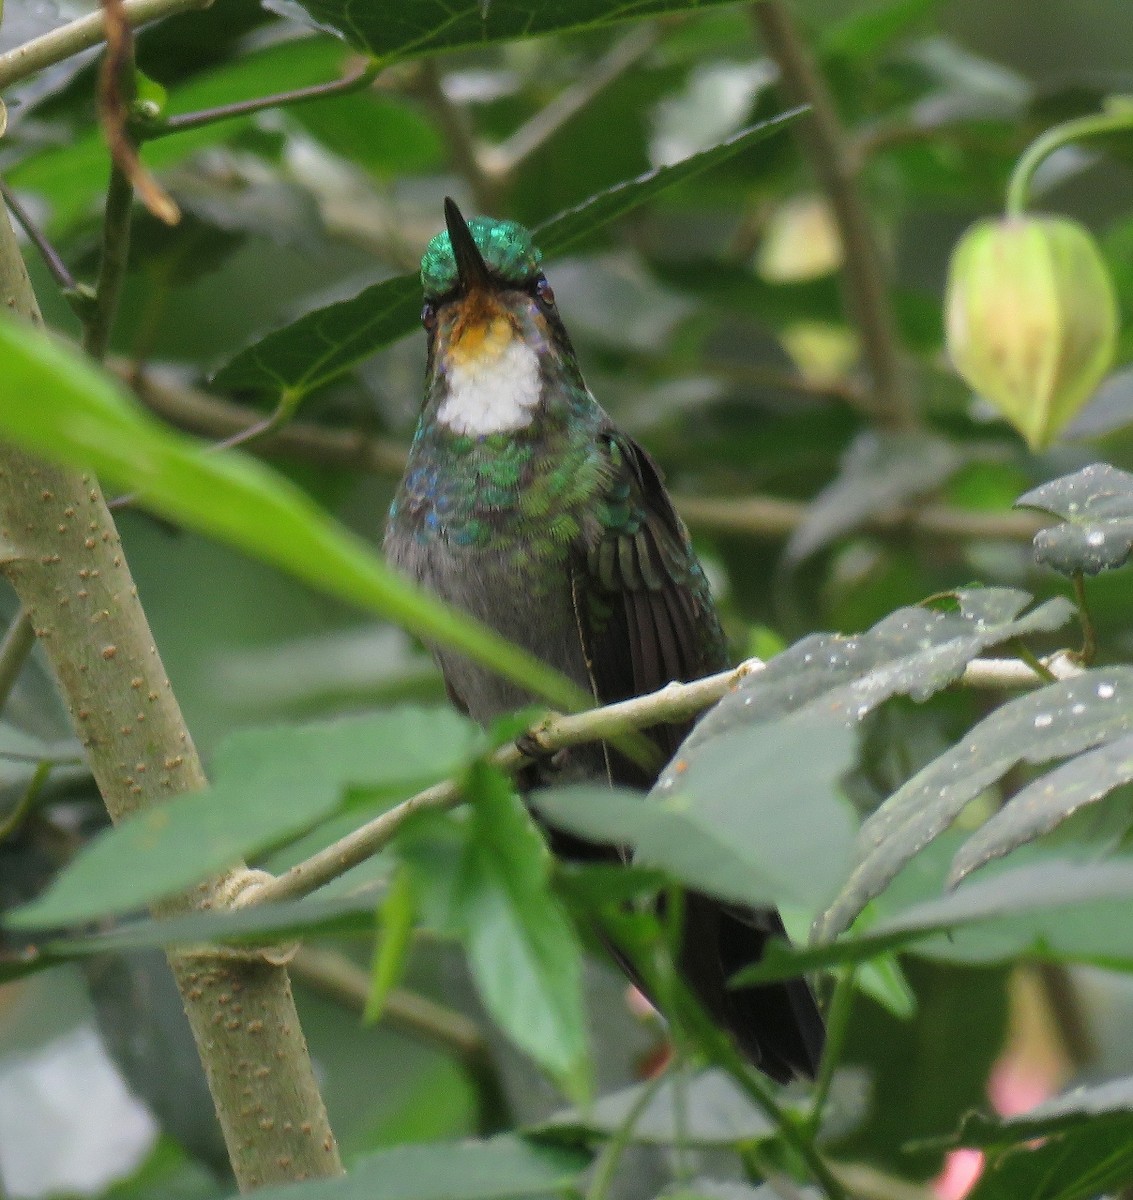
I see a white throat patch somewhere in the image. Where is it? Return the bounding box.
[437,329,542,437]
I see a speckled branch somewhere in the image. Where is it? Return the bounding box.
[0,203,342,1190]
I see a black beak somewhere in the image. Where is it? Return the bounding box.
[444,197,492,293]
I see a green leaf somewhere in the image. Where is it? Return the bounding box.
[6,709,476,927]
[365,863,416,1022]
[944,1076,1133,1147]
[537,1070,783,1147]
[658,588,1071,766]
[218,1135,589,1200]
[1018,463,1133,577]
[786,431,963,563]
[459,763,590,1097]
[8,36,353,235]
[212,110,801,398]
[949,732,1133,885]
[965,1115,1133,1200]
[0,318,586,713]
[817,668,1133,941]
[286,0,747,60]
[736,855,1133,986]
[534,712,858,914]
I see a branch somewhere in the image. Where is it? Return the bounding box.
[289,946,511,1132]
[0,0,210,90]
[0,180,80,296]
[241,650,1078,909]
[413,60,501,214]
[151,60,380,138]
[479,23,660,182]
[82,166,134,359]
[120,361,410,475]
[752,1,912,431]
[673,493,1046,542]
[0,196,342,1188]
[121,363,1042,546]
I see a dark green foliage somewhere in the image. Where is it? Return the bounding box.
[4,2,1133,1199]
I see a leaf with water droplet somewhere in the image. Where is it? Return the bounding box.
[949,732,1133,886]
[655,588,1072,780]
[816,667,1133,941]
[1018,463,1133,576]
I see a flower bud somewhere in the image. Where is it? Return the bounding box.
[945,215,1119,449]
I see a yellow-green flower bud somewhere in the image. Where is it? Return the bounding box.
[945,215,1119,450]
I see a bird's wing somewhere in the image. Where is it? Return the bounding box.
[572,430,726,783]
[568,430,825,1083]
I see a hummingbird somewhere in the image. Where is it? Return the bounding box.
[384,198,824,1083]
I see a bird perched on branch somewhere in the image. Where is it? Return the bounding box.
[385,198,823,1082]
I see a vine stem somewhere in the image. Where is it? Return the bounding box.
[805,966,856,1137]
[1006,102,1133,217]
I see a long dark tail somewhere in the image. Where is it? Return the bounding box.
[680,892,824,1082]
[545,818,825,1083]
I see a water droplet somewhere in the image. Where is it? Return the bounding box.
[1034,713,1053,728]
[1071,703,1086,716]
[1098,683,1116,700]
[1087,530,1106,547]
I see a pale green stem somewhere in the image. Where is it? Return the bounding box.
[1006,102,1133,217]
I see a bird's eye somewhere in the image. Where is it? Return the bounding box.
[421,302,437,330]
[535,276,555,307]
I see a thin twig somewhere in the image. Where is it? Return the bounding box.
[239,650,1078,910]
[806,966,855,1137]
[119,361,410,475]
[151,62,380,138]
[0,0,210,90]
[480,24,661,182]
[0,611,36,716]
[290,945,486,1059]
[82,165,134,360]
[289,944,511,1132]
[752,1,912,430]
[584,1065,670,1200]
[0,760,51,841]
[413,60,500,214]
[0,180,80,295]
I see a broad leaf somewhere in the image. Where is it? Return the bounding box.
[660,589,1072,768]
[5,708,476,927]
[283,0,746,60]
[538,1070,780,1147]
[1018,463,1133,577]
[737,856,1133,986]
[218,1135,589,1200]
[458,764,590,1097]
[944,1075,1133,1147]
[0,319,585,712]
[817,668,1133,940]
[213,111,800,397]
[534,712,858,914]
[786,431,963,563]
[950,732,1133,884]
[965,1116,1133,1200]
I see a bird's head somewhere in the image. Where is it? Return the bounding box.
[418,199,582,439]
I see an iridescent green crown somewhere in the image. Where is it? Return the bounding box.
[421,216,542,297]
